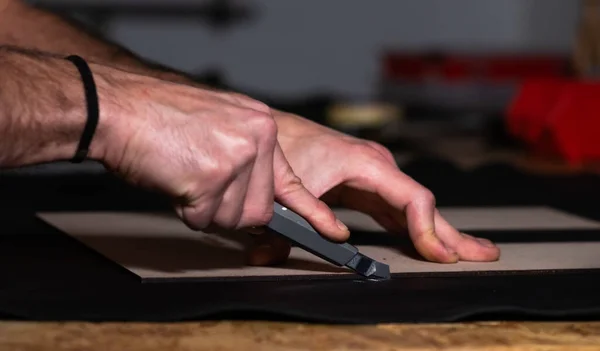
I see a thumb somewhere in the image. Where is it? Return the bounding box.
[272,144,350,241]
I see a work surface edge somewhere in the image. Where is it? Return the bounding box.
[1,321,600,351]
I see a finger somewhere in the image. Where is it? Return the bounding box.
[246,232,291,266]
[366,142,397,166]
[345,163,458,263]
[237,113,277,229]
[175,187,225,231]
[273,144,350,241]
[174,169,234,231]
[177,200,220,231]
[401,190,458,263]
[433,211,501,262]
[213,166,252,229]
[219,92,272,115]
[336,187,406,230]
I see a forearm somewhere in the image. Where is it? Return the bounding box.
[0,0,191,83]
[0,46,112,167]
[0,0,289,125]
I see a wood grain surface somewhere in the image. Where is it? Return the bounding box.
[1,321,600,351]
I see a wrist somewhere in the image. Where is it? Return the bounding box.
[0,49,101,167]
[81,62,122,163]
[61,58,143,165]
[0,50,121,167]
[39,57,117,165]
[82,64,161,169]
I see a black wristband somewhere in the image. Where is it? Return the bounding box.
[65,55,99,163]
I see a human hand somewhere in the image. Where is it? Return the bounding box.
[94,71,349,238]
[247,111,500,265]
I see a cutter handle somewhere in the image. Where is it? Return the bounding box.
[266,202,358,266]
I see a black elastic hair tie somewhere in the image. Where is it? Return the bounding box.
[65,55,99,163]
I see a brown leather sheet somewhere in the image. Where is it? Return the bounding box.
[37,207,600,281]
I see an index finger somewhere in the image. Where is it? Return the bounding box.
[273,145,350,242]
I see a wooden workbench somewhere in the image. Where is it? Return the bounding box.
[1,321,600,350]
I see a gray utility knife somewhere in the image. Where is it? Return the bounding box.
[266,202,390,280]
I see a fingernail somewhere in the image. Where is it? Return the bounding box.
[246,227,266,235]
[336,219,349,232]
[476,238,496,248]
[443,242,458,259]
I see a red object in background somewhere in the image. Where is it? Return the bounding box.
[382,52,600,164]
[380,52,571,113]
[382,53,569,82]
[506,79,568,144]
[507,79,600,165]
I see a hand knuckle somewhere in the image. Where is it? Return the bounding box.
[250,100,271,114]
[417,188,436,206]
[180,204,211,230]
[234,138,258,164]
[255,211,274,227]
[248,112,278,140]
[226,91,269,111]
[240,205,274,228]
[236,93,271,113]
[356,141,390,160]
[248,110,275,128]
[367,141,394,160]
[277,174,304,197]
[203,159,224,179]
[222,164,236,180]
[262,116,278,137]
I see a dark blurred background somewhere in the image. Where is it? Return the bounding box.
[7,0,600,212]
[29,0,578,98]
[23,0,586,162]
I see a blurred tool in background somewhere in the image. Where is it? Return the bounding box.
[38,0,255,31]
[326,101,402,140]
[379,52,568,118]
[573,0,600,78]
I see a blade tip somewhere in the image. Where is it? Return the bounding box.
[372,262,391,280]
[349,253,391,280]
